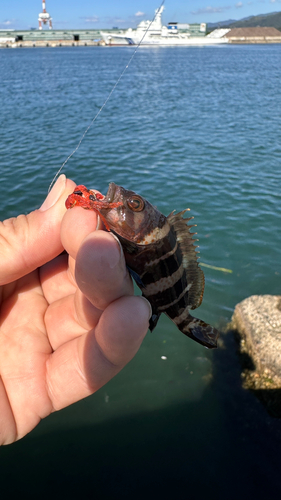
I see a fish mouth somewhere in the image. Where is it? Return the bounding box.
[105,182,117,203]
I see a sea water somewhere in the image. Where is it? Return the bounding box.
[0,45,281,498]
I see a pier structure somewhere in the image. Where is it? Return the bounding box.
[0,29,103,47]
[38,0,53,30]
[0,27,281,48]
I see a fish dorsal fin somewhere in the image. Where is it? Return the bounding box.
[167,210,205,310]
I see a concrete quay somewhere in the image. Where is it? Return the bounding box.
[0,40,103,48]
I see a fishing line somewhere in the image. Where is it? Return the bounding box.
[49,0,166,191]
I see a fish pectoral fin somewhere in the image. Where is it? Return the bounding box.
[178,316,219,349]
[126,267,160,331]
[149,308,161,332]
[127,266,144,288]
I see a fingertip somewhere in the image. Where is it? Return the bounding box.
[39,176,76,213]
[45,294,150,410]
[39,175,67,212]
[93,295,150,368]
[0,177,77,285]
[74,231,132,310]
[61,208,98,259]
[139,296,152,321]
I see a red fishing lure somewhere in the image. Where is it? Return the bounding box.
[65,184,122,231]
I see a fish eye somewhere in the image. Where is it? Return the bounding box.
[127,196,144,212]
[74,189,83,196]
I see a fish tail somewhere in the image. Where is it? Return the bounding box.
[178,315,219,349]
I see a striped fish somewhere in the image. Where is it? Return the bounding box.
[66,182,219,349]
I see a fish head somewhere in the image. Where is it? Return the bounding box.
[100,183,167,245]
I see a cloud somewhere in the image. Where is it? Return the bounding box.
[135,11,145,17]
[0,19,17,29]
[80,16,99,23]
[105,17,127,25]
[0,20,13,26]
[98,16,132,28]
[191,6,231,15]
[235,1,243,7]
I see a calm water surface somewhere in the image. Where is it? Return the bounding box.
[0,45,281,498]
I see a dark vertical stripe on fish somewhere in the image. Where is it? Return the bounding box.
[141,244,182,284]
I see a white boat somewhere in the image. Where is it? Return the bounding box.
[101,6,230,46]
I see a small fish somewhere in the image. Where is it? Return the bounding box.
[66,183,219,349]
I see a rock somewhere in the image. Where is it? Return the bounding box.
[229,295,281,417]
[231,295,281,381]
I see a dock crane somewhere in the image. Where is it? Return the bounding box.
[38,1,53,29]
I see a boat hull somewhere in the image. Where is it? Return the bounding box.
[100,32,229,46]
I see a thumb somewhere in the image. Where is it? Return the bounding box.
[0,175,76,286]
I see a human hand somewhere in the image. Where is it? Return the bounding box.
[0,175,150,445]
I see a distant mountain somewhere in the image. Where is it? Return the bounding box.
[207,19,237,29]
[208,10,281,32]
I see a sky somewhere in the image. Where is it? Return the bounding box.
[0,0,281,30]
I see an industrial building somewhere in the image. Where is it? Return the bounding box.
[0,29,103,47]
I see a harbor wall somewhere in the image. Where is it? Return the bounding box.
[1,27,281,47]
[0,40,102,48]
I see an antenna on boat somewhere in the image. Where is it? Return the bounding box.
[49,0,166,191]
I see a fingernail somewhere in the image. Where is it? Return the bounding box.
[140,297,153,319]
[96,215,103,231]
[39,175,66,212]
[109,232,124,267]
